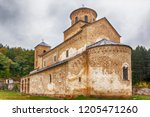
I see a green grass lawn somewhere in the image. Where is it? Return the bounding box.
[0,90,150,100]
[0,91,57,100]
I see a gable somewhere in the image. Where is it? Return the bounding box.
[102,17,121,37]
[84,17,121,45]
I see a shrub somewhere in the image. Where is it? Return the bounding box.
[135,82,150,88]
[0,84,8,90]
[12,84,19,92]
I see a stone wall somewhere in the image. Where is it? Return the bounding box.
[87,45,132,97]
[21,53,88,98]
[21,45,132,98]
[133,87,150,96]
[86,18,120,46]
[42,31,87,68]
[21,8,132,98]
[34,45,50,69]
[35,18,121,71]
[28,63,67,97]
[64,21,86,40]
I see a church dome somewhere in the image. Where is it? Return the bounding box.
[70,7,97,25]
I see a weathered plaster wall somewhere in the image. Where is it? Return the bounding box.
[88,45,132,97]
[21,53,89,98]
[41,31,87,69]
[29,63,67,97]
[66,53,88,96]
[59,45,86,61]
[21,45,132,98]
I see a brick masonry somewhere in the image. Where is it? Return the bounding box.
[20,7,132,98]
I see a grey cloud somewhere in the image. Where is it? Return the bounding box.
[0,0,150,49]
[0,0,27,47]
[0,0,21,24]
[130,13,150,49]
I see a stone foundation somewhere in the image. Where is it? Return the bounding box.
[133,87,150,96]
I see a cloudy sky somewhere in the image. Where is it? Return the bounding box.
[0,0,150,49]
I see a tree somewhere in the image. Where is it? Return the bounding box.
[0,43,3,48]
[132,46,150,84]
[0,45,34,79]
[0,53,12,78]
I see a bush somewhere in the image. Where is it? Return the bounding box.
[12,84,19,92]
[135,82,150,88]
[0,84,8,90]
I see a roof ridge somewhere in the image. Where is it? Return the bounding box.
[87,38,124,48]
[35,41,50,48]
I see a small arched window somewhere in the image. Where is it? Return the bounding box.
[66,50,69,57]
[79,77,81,83]
[43,50,46,53]
[75,16,78,23]
[49,74,52,83]
[123,65,128,80]
[43,61,46,67]
[54,55,56,62]
[85,15,88,23]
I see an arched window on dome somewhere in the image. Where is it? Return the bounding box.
[85,15,88,23]
[75,16,78,23]
[123,64,128,80]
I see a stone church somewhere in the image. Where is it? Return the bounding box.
[20,7,132,98]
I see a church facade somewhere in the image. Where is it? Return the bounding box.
[20,7,132,98]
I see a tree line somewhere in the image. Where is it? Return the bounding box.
[132,46,150,84]
[0,43,150,84]
[0,43,34,79]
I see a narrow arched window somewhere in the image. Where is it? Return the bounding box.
[75,16,78,23]
[79,77,81,83]
[66,50,69,57]
[123,65,128,80]
[85,15,88,23]
[49,74,52,83]
[43,61,46,67]
[54,55,56,62]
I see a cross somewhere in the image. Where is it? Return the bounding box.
[82,4,85,7]
[42,39,44,42]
